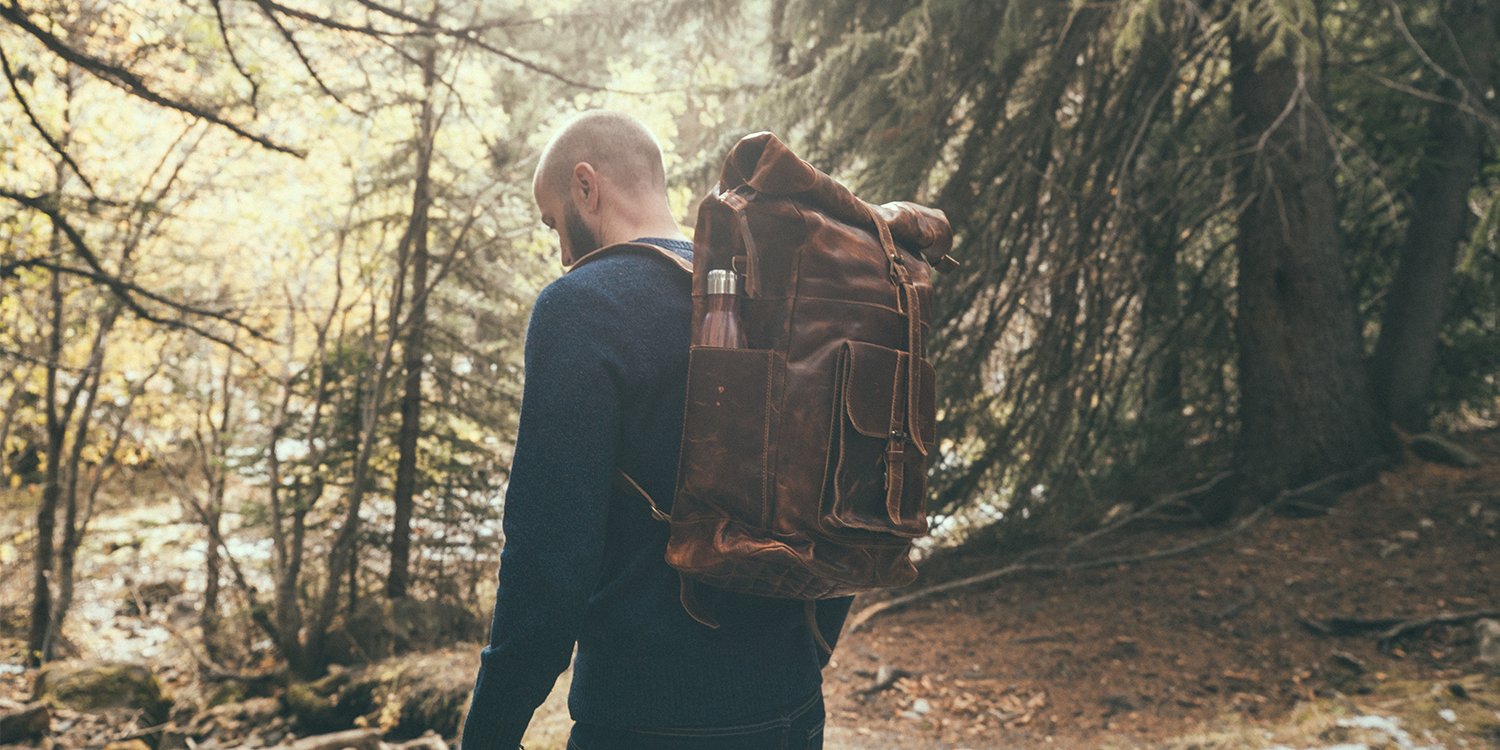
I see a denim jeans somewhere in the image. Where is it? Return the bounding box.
[565,690,825,750]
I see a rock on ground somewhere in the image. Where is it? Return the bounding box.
[283,649,474,740]
[0,700,49,743]
[32,661,171,725]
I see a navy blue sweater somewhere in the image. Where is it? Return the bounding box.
[461,239,854,749]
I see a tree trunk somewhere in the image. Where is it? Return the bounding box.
[769,0,791,70]
[1228,26,1384,495]
[259,249,340,679]
[28,267,64,667]
[202,348,236,660]
[1369,0,1498,432]
[310,251,405,672]
[388,33,438,602]
[1138,17,1185,456]
[44,301,119,657]
[1142,213,1184,449]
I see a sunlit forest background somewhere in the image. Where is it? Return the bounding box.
[1,0,1498,748]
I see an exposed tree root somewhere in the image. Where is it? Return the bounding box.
[848,457,1390,632]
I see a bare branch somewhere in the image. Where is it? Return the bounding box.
[206,0,262,111]
[344,0,643,93]
[0,188,270,353]
[851,458,1389,631]
[249,0,366,115]
[0,0,305,157]
[0,346,98,374]
[0,43,96,193]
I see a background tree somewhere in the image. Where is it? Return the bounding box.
[1367,0,1498,431]
[1227,5,1385,497]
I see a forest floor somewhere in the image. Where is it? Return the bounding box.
[1,430,1497,749]
[817,428,1500,749]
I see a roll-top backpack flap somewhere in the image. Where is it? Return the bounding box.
[722,134,891,258]
[719,133,958,274]
[721,132,821,196]
[875,201,959,271]
[706,144,814,306]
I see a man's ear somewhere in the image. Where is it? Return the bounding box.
[572,162,600,213]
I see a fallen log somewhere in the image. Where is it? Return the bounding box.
[267,728,382,750]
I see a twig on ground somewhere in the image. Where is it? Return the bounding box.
[855,664,915,696]
[1303,609,1500,646]
[1213,584,1258,622]
[1060,471,1235,560]
[849,503,1273,632]
[108,722,167,744]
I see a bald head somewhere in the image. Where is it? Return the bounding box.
[531,110,685,267]
[533,110,667,201]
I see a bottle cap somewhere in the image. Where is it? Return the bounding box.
[707,269,738,295]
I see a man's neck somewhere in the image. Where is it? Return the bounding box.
[598,195,687,246]
[601,222,687,247]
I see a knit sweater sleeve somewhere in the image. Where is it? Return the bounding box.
[461,277,624,749]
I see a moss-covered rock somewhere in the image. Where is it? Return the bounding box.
[205,678,248,708]
[364,650,475,739]
[101,741,151,750]
[33,661,171,724]
[279,650,475,740]
[282,668,376,734]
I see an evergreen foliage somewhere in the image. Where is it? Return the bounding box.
[757,0,1499,534]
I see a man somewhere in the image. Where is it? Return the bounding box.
[461,110,853,750]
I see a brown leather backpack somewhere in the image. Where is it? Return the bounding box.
[618,133,948,633]
[588,132,954,642]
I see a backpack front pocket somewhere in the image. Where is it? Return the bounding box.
[821,340,934,539]
[675,346,782,529]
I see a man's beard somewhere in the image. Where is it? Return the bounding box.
[564,200,601,260]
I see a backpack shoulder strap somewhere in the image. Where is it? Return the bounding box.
[613,469,671,522]
[613,468,723,631]
[568,241,693,275]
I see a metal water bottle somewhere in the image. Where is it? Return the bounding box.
[697,269,747,348]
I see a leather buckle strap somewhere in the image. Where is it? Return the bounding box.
[805,601,834,655]
[722,187,761,298]
[906,286,927,457]
[898,284,928,458]
[679,576,721,629]
[865,202,910,288]
[613,470,671,523]
[883,439,907,526]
